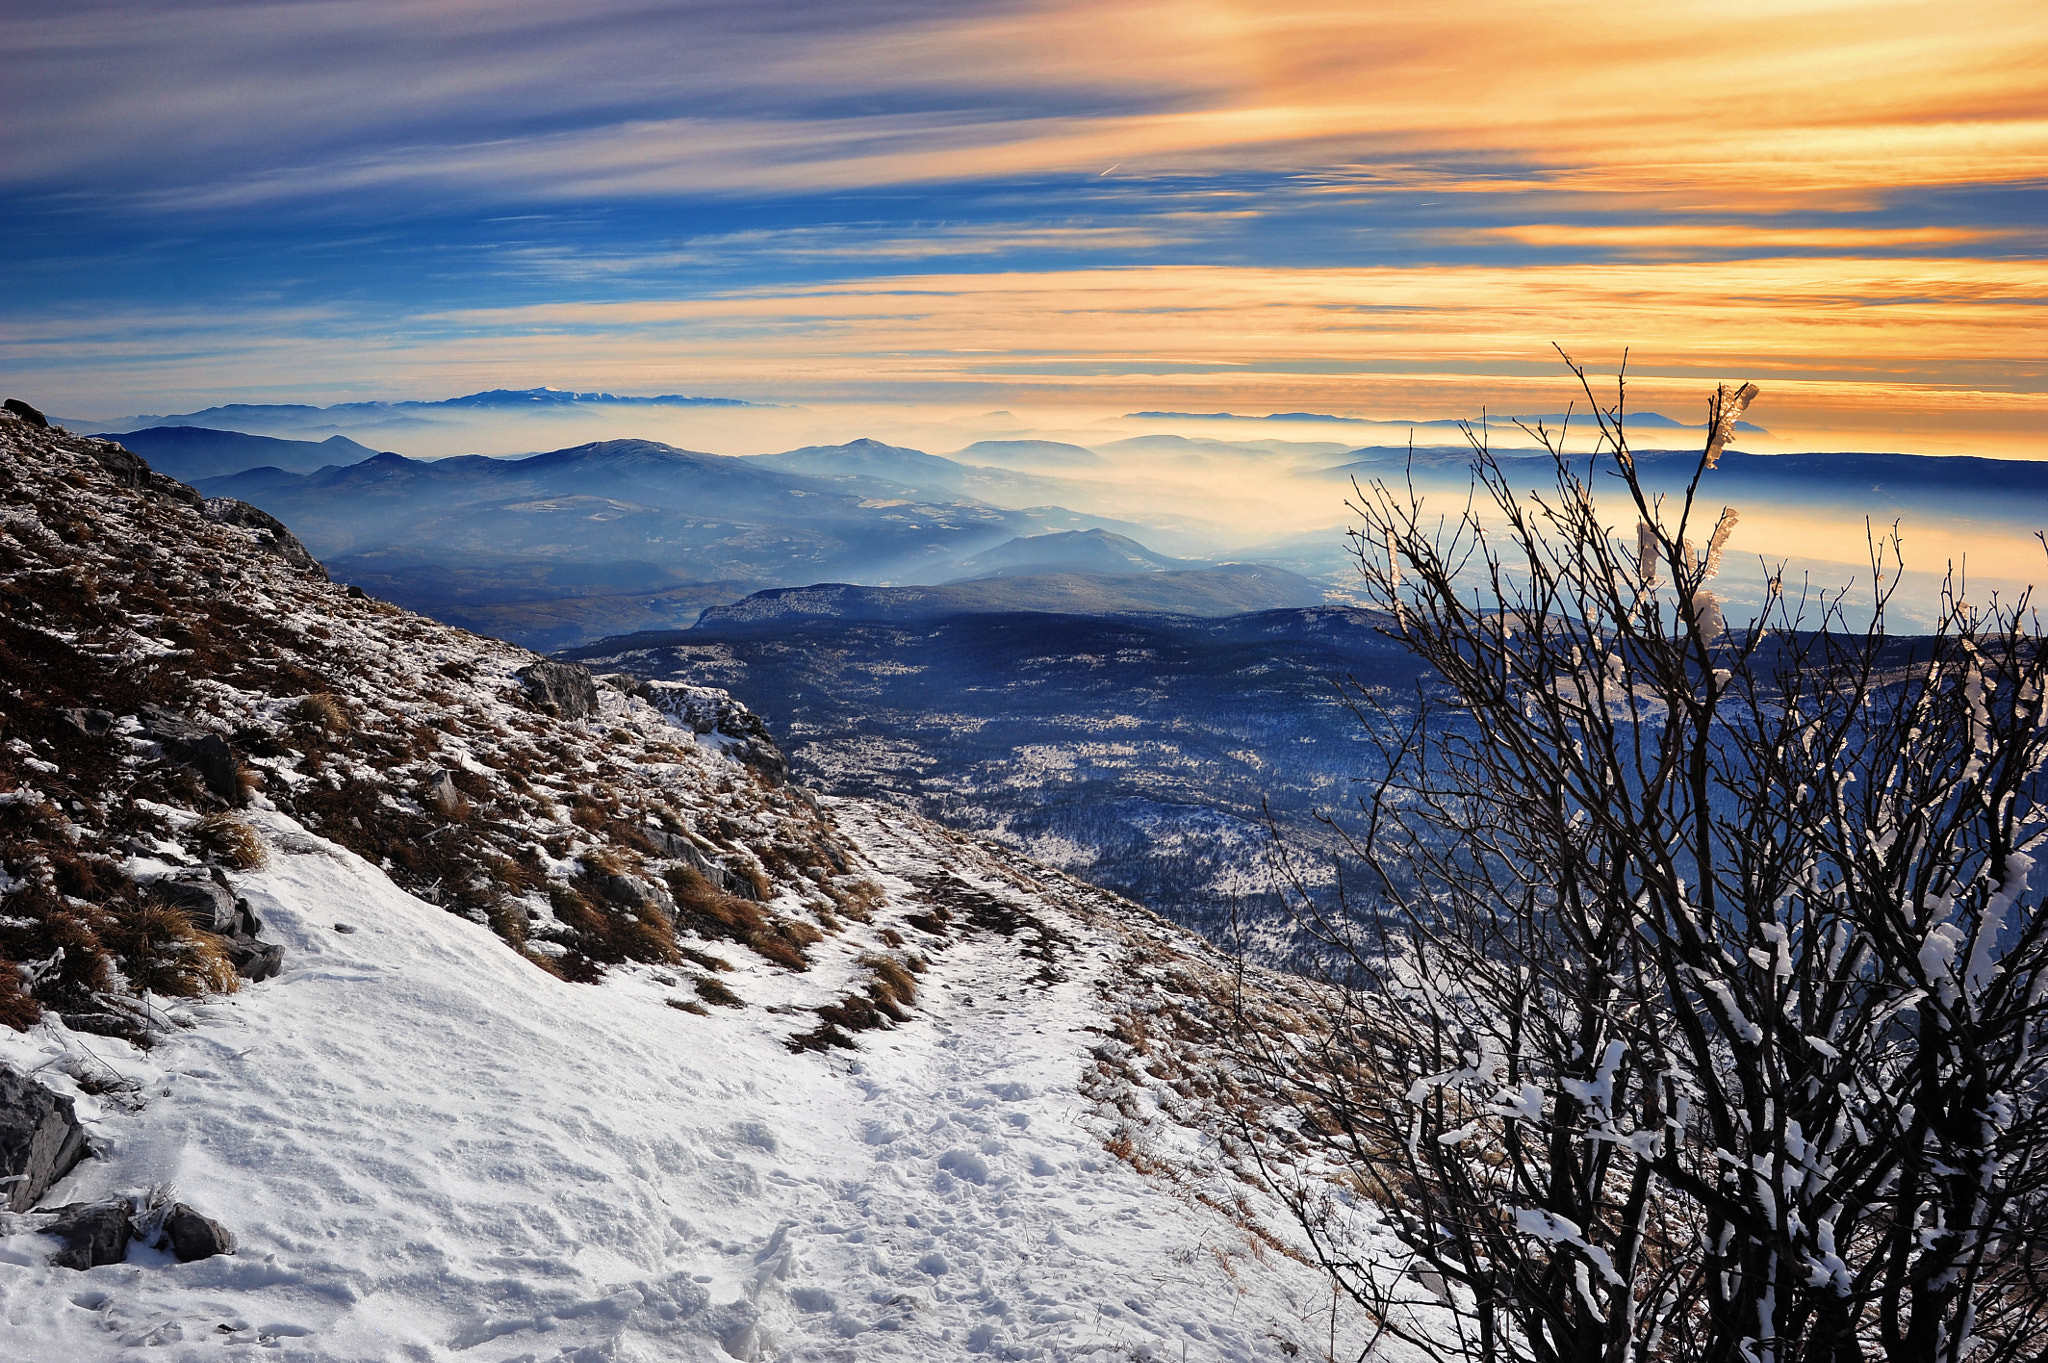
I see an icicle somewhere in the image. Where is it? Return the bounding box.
[1637,522,1661,589]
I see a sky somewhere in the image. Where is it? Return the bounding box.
[2,0,2045,457]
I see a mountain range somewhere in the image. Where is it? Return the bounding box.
[193,439,1047,646]
[1131,407,1771,432]
[692,564,1324,626]
[99,425,382,482]
[70,386,768,437]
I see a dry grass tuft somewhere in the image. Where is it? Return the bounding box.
[486,900,529,949]
[0,967,41,1030]
[831,877,883,923]
[104,901,241,998]
[295,693,349,732]
[861,953,919,1012]
[192,813,265,869]
[694,975,743,1007]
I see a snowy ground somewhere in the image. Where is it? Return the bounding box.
[1,802,1386,1362]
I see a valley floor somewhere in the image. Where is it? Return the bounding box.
[1,799,1397,1362]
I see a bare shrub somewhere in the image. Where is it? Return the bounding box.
[1243,360,2048,1363]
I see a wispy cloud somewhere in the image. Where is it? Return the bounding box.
[1464,225,2034,252]
[4,0,2044,445]
[7,0,2046,207]
[16,258,2044,457]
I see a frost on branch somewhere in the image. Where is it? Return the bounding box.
[1237,359,2048,1363]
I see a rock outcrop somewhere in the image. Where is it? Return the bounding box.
[629,680,789,787]
[0,1065,90,1213]
[138,704,243,805]
[3,398,49,428]
[516,660,601,719]
[202,497,327,577]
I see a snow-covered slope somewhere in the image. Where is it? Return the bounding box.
[3,801,1382,1360]
[0,411,1396,1358]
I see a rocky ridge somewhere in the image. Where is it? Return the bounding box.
[0,408,881,1039]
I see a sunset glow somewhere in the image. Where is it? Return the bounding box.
[1,0,2042,454]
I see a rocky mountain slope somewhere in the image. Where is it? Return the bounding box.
[0,409,1404,1359]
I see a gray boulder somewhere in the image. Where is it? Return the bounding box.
[138,705,242,804]
[152,873,281,979]
[202,498,327,577]
[155,873,241,934]
[603,873,676,924]
[39,1200,133,1270]
[424,767,463,817]
[516,661,600,720]
[225,937,285,982]
[59,707,116,739]
[159,1202,234,1261]
[647,827,709,869]
[0,1065,89,1213]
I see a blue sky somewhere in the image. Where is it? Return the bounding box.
[3,0,2044,453]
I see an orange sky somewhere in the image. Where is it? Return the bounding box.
[2,0,2044,456]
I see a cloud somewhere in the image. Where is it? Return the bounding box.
[1464,225,2032,252]
[16,258,2045,460]
[6,0,2045,209]
[5,0,2042,450]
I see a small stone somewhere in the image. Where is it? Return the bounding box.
[160,1203,234,1262]
[333,922,357,934]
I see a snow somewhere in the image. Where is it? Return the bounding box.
[1,806,1370,1361]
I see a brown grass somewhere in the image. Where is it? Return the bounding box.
[0,966,40,1030]
[191,813,265,869]
[695,976,743,1007]
[486,900,529,949]
[103,901,241,998]
[861,953,918,1012]
[663,863,819,970]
